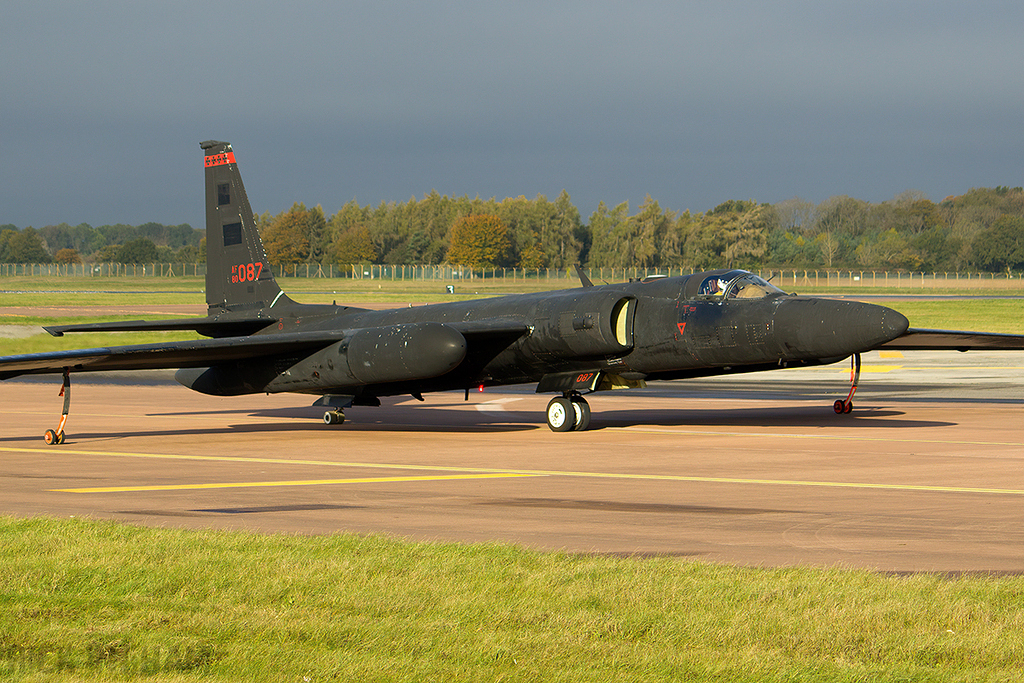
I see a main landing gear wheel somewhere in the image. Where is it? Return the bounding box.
[546,393,592,432]
[323,410,346,425]
[546,397,574,432]
[569,394,592,431]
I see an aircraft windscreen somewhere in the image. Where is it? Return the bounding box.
[696,271,784,299]
[724,273,785,299]
[697,275,733,297]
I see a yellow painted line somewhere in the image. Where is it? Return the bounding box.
[0,445,495,472]
[878,350,905,359]
[860,365,903,373]
[1,410,246,423]
[4,425,1022,467]
[620,427,1023,448]
[52,472,541,493]
[507,472,1024,497]
[3,445,1023,498]
[895,366,1024,371]
[49,467,1024,498]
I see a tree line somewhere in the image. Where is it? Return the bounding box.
[4,186,1024,271]
[0,222,201,265]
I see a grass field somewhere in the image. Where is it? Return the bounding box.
[879,299,1024,334]
[4,280,1024,681]
[2,277,1024,356]
[3,273,1024,304]
[3,516,1024,682]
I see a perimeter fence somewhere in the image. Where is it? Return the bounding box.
[1,262,1023,290]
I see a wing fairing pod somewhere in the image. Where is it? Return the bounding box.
[259,322,467,393]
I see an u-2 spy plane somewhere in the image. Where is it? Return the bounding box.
[4,140,1024,444]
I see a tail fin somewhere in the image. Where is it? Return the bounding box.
[201,140,290,316]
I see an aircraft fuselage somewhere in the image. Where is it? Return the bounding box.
[174,270,909,405]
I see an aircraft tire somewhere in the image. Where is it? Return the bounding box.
[570,396,591,431]
[546,397,575,432]
[833,400,845,414]
[57,431,65,444]
[44,429,58,445]
[844,401,853,414]
[323,410,345,425]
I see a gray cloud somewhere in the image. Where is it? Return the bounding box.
[3,0,1022,229]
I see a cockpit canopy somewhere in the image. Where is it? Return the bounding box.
[692,270,786,300]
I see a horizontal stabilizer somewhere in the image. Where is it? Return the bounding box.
[880,328,1024,351]
[44,317,275,338]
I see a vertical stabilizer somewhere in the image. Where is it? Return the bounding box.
[201,140,289,316]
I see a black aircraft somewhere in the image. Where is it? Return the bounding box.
[4,140,1024,443]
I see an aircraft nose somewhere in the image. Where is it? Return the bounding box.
[773,298,909,360]
[879,305,911,342]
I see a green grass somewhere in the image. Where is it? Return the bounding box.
[2,516,1023,682]
[0,276,208,292]
[883,300,1024,334]
[3,273,1024,304]
[1,316,185,327]
[3,278,1024,357]
[0,276,206,307]
[0,275,566,307]
[0,331,198,355]
[0,293,207,307]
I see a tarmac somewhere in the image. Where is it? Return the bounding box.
[2,349,1023,574]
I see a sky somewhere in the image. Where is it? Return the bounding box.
[2,0,1022,231]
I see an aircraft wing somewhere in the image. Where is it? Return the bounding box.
[879,328,1024,351]
[0,331,345,380]
[0,318,529,381]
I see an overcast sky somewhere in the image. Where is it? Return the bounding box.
[3,0,1022,231]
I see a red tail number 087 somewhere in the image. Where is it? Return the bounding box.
[232,262,262,283]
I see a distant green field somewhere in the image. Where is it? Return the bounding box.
[2,277,1024,355]
[0,275,563,306]
[3,516,1023,682]
[3,273,1024,305]
[884,299,1024,334]
[0,330,197,355]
